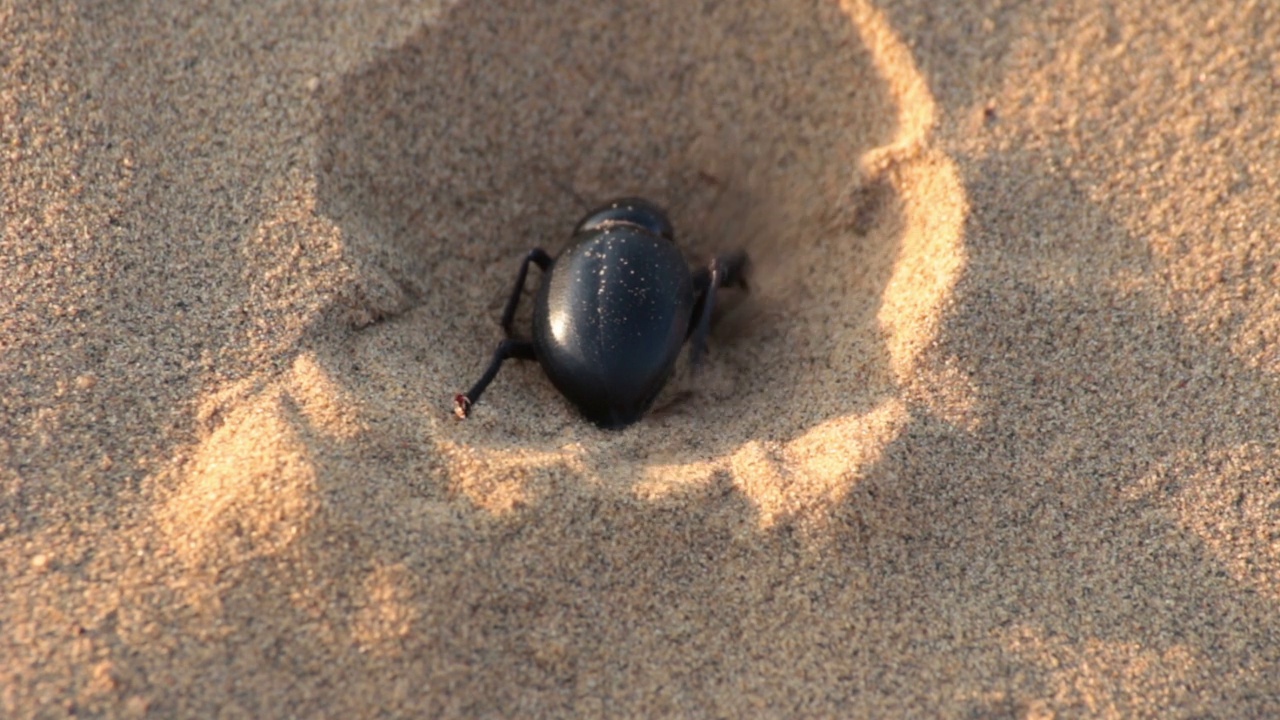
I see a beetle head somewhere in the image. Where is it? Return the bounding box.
[573,197,675,242]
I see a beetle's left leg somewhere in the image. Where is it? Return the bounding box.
[454,339,537,419]
[688,251,750,366]
[500,249,552,337]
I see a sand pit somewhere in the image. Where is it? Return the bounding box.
[3,0,1278,716]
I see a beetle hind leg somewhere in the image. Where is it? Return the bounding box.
[688,251,751,367]
[454,339,536,419]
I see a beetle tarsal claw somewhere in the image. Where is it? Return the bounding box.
[453,394,472,420]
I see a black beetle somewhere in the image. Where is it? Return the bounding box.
[454,197,748,429]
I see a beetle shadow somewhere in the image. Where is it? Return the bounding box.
[313,0,940,487]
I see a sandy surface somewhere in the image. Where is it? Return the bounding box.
[3,0,1279,716]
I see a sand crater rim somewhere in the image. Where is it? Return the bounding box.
[307,0,966,491]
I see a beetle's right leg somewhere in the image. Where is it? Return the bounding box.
[454,339,536,419]
[500,248,552,337]
[688,251,750,367]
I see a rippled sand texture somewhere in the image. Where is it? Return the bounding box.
[3,0,1278,716]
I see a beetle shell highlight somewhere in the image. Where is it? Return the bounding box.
[533,226,693,428]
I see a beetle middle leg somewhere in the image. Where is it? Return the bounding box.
[688,251,750,366]
[500,248,552,336]
[454,339,536,419]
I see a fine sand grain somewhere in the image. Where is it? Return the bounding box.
[3,0,1278,716]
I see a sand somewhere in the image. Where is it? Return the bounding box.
[3,0,1278,716]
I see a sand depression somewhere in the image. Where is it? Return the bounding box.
[161,0,967,589]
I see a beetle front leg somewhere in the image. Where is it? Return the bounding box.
[688,251,750,367]
[500,248,552,336]
[454,339,537,419]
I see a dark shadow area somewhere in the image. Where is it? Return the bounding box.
[815,149,1280,715]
